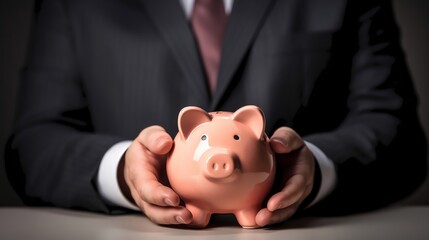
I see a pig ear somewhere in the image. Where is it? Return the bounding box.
[232,105,265,140]
[178,106,212,140]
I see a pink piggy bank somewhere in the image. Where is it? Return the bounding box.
[166,105,276,228]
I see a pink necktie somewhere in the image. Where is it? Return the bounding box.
[191,0,228,95]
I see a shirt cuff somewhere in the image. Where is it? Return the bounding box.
[96,141,140,211]
[304,141,337,207]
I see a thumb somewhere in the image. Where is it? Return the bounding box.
[138,125,174,155]
[270,127,304,154]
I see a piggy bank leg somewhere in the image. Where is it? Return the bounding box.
[186,204,211,228]
[234,209,259,228]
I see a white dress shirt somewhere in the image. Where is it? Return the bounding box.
[96,0,337,211]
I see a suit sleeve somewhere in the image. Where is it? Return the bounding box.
[303,0,427,214]
[5,0,125,213]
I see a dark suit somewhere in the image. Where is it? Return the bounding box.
[6,0,427,215]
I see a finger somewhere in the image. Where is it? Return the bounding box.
[125,164,181,207]
[144,203,193,225]
[255,202,300,227]
[270,127,304,154]
[129,186,192,225]
[267,174,306,212]
[138,193,193,225]
[138,125,173,155]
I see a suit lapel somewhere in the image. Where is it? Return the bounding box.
[211,0,275,110]
[140,0,210,105]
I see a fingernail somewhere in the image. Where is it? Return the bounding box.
[156,136,169,147]
[156,136,172,153]
[276,203,284,210]
[176,216,186,224]
[271,138,286,146]
[164,198,175,206]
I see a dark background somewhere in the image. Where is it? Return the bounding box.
[1,0,428,206]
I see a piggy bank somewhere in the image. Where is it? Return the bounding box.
[166,105,276,228]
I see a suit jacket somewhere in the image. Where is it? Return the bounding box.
[6,0,427,215]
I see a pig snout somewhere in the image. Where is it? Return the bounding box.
[203,151,237,180]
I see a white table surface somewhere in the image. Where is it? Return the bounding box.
[0,206,428,240]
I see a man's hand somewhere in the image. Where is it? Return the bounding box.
[120,126,193,225]
[255,127,316,227]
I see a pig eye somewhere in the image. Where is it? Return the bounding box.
[201,134,207,141]
[233,134,240,140]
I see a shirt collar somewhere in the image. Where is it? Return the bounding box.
[179,0,234,19]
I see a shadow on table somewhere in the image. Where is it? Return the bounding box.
[165,212,336,230]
